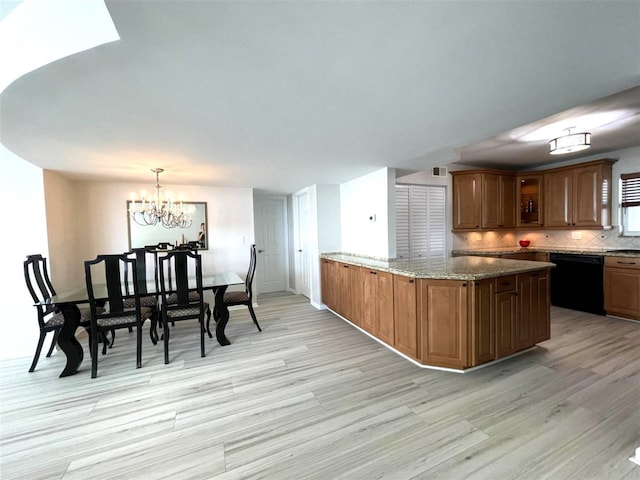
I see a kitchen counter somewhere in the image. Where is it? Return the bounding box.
[320,252,554,280]
[451,247,640,258]
[320,252,554,371]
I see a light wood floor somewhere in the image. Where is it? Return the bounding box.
[1,293,639,480]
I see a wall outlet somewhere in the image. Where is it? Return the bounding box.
[571,231,582,240]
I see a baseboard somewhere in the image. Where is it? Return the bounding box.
[325,306,539,373]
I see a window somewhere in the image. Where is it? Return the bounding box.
[396,184,446,260]
[620,172,640,236]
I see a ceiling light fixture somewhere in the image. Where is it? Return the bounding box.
[129,168,194,228]
[549,128,591,155]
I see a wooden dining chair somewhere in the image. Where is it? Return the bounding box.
[23,254,93,372]
[208,244,261,336]
[124,247,161,344]
[158,249,210,364]
[85,254,154,378]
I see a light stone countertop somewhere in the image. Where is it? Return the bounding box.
[320,253,555,281]
[451,246,640,258]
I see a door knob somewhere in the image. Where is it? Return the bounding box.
[258,249,265,253]
[298,249,302,252]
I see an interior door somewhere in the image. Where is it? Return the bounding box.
[293,190,311,298]
[254,196,288,294]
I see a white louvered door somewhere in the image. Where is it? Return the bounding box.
[396,185,410,259]
[395,185,446,260]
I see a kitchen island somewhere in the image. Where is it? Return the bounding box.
[320,253,554,371]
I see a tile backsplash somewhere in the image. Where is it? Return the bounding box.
[453,229,640,251]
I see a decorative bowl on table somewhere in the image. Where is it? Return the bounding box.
[519,239,530,247]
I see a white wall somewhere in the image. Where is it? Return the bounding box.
[1,150,49,359]
[44,171,84,291]
[43,176,255,296]
[340,168,395,258]
[309,184,341,307]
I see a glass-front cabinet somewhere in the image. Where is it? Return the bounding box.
[517,174,543,227]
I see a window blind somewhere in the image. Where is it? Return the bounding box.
[621,172,640,208]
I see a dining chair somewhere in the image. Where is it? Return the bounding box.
[23,254,93,372]
[124,246,161,344]
[85,254,153,378]
[208,244,261,336]
[158,249,210,364]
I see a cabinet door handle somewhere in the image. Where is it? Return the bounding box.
[500,281,511,286]
[370,271,377,275]
[409,279,414,283]
[343,265,349,268]
[462,283,467,287]
[617,261,637,265]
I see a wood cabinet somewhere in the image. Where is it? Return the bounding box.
[517,174,543,227]
[362,268,394,339]
[482,173,517,229]
[452,172,482,230]
[325,261,362,325]
[418,279,470,368]
[452,171,515,230]
[495,289,517,358]
[320,258,338,311]
[515,270,550,350]
[531,271,550,344]
[495,275,517,358]
[342,263,363,326]
[544,160,614,228]
[605,256,640,320]
[470,279,495,366]
[320,256,551,370]
[451,159,615,231]
[393,275,417,357]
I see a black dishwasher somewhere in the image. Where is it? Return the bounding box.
[549,253,604,315]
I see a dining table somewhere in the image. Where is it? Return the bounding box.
[39,272,244,377]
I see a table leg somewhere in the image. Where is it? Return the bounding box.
[57,303,84,377]
[214,285,231,346]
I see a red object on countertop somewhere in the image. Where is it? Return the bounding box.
[519,239,530,247]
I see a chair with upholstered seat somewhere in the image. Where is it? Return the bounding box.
[158,249,210,364]
[85,254,153,378]
[124,247,161,344]
[208,244,261,336]
[23,254,93,372]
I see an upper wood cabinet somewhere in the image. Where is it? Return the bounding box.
[452,159,615,231]
[452,172,482,230]
[517,174,543,227]
[543,159,614,228]
[482,173,517,229]
[451,171,515,230]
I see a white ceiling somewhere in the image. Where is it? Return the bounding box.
[1,1,639,193]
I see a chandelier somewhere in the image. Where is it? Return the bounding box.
[549,128,591,155]
[129,168,194,228]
